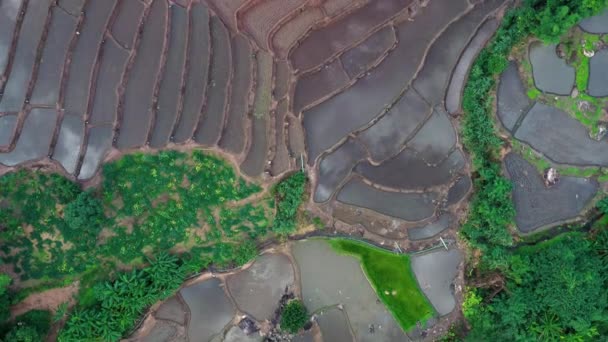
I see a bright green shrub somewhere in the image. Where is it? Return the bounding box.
[280,300,308,333]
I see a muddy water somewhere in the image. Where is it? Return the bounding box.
[337,177,437,221]
[529,42,574,95]
[180,278,235,341]
[505,153,598,233]
[227,253,295,321]
[588,49,608,97]
[141,320,184,342]
[514,102,608,166]
[52,114,84,174]
[0,114,16,146]
[446,19,499,114]
[579,9,608,34]
[154,296,187,325]
[292,239,406,342]
[497,62,531,132]
[0,109,56,166]
[316,308,354,342]
[407,214,453,241]
[223,326,261,342]
[314,138,366,203]
[411,249,462,316]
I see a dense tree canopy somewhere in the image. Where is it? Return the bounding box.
[466,233,608,341]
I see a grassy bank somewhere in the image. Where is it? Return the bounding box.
[328,239,434,331]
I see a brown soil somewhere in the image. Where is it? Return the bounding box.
[10,281,79,319]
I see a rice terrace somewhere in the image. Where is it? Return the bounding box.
[1,0,608,341]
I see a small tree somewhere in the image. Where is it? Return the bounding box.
[280,300,308,334]
[63,191,105,244]
[272,172,307,235]
[3,325,40,342]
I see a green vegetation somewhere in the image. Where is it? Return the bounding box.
[328,239,434,330]
[272,171,307,235]
[530,1,605,43]
[0,150,311,340]
[280,300,309,334]
[100,151,266,265]
[465,232,608,340]
[570,32,600,92]
[59,253,191,341]
[598,197,608,215]
[520,28,606,134]
[0,274,11,323]
[0,151,269,286]
[1,310,52,342]
[526,87,541,100]
[460,0,606,260]
[0,171,92,280]
[461,0,608,339]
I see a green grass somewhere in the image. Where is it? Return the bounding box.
[328,239,434,331]
[573,34,592,92]
[527,88,541,100]
[575,56,590,92]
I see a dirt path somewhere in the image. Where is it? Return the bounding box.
[10,281,79,319]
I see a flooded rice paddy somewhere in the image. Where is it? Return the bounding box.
[497,9,608,233]
[0,0,534,339]
[132,239,462,341]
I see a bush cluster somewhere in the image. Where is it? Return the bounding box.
[272,172,307,235]
[280,300,309,334]
[0,310,52,342]
[466,232,608,340]
[0,151,270,284]
[0,150,276,340]
[58,253,187,341]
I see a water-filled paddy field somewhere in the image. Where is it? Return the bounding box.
[131,238,461,341]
